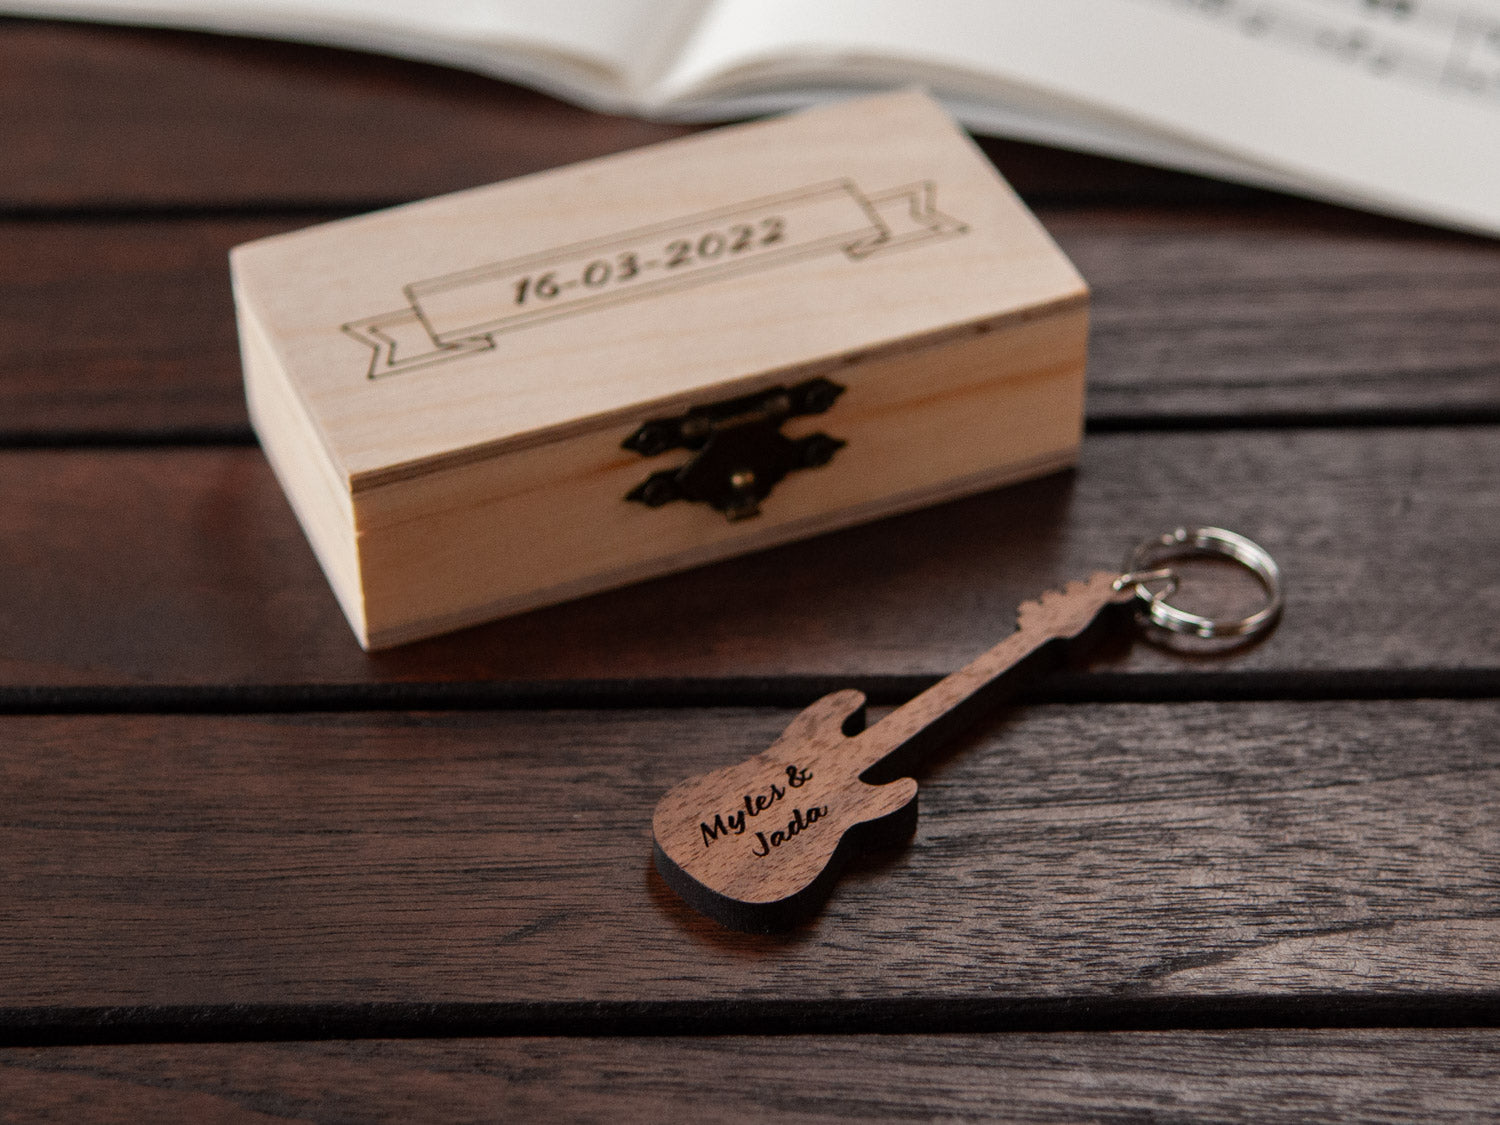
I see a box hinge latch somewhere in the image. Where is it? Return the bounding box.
[623,377,846,521]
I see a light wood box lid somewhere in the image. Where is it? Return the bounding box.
[230,89,1085,491]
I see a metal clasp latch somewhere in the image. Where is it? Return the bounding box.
[623,377,846,521]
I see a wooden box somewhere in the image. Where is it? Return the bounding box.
[230,90,1088,650]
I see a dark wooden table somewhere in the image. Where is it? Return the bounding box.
[3,17,1499,1121]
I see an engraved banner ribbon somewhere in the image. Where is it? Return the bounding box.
[342,179,967,378]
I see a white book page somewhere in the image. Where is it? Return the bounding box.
[657,0,1500,234]
[1,0,707,103]
[673,85,1326,198]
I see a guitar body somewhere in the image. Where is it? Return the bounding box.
[652,689,920,932]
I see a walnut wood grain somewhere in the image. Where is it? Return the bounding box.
[1,701,1497,1014]
[0,428,1494,687]
[4,1031,1499,1123]
[3,209,1495,440]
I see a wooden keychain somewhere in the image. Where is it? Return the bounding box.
[652,526,1283,932]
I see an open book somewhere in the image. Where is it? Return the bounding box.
[14,0,1500,235]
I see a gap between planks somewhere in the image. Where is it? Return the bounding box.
[5,413,1500,452]
[4,994,1500,1049]
[0,669,1497,716]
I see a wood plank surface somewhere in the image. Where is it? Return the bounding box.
[0,20,691,212]
[2,701,1496,1016]
[5,1031,1500,1123]
[4,208,1497,438]
[5,16,1496,1116]
[1,428,1495,688]
[0,218,265,437]
[1054,208,1500,422]
[0,19,1249,212]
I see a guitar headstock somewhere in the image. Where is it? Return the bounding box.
[1015,570,1132,641]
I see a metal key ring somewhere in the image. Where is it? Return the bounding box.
[1121,527,1283,640]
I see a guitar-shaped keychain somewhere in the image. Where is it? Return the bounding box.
[653,526,1283,931]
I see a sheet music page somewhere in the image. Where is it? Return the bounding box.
[660,0,1500,233]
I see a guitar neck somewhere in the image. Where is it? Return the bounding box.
[846,575,1127,777]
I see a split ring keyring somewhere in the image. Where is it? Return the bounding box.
[1119,526,1283,640]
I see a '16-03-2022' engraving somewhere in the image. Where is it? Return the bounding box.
[342,178,968,379]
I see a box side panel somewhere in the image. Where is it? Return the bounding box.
[237,297,368,645]
[353,302,1086,649]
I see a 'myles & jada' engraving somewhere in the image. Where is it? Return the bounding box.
[342,179,967,378]
[698,764,827,858]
